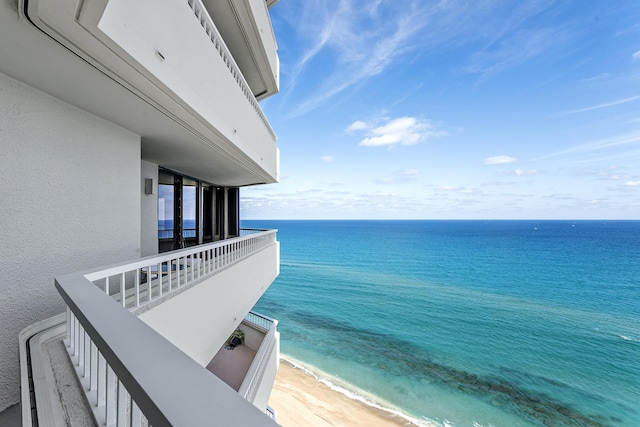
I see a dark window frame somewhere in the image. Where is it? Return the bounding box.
[158,169,239,253]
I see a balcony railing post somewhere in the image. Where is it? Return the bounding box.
[120,272,126,307]
[131,400,143,426]
[117,380,127,427]
[78,327,85,370]
[67,309,74,352]
[135,269,140,307]
[157,262,163,297]
[73,316,80,358]
[106,364,117,425]
[83,330,90,378]
[97,352,107,408]
[147,265,153,299]
[90,341,98,392]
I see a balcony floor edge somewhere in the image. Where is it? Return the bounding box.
[19,315,96,427]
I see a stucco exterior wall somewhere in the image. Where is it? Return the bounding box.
[0,72,141,411]
[140,160,159,257]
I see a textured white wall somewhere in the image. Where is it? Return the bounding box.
[139,243,279,367]
[0,72,141,411]
[140,161,159,256]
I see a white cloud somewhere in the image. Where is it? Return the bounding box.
[558,95,640,116]
[375,177,398,184]
[284,1,432,116]
[625,181,640,187]
[357,116,446,147]
[399,169,420,175]
[484,155,517,165]
[633,50,640,59]
[374,169,420,184]
[535,131,640,160]
[513,168,539,176]
[437,185,478,194]
[321,155,335,163]
[345,121,367,133]
[465,25,564,84]
[295,188,324,193]
[581,73,610,82]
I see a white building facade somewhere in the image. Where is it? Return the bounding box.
[0,0,282,424]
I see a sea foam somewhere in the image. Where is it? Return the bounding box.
[281,356,441,427]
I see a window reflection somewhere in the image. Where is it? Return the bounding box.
[157,170,237,252]
[158,173,174,239]
[183,178,197,239]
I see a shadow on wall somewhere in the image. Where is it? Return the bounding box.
[0,403,21,427]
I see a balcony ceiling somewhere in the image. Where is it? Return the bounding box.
[1,0,276,186]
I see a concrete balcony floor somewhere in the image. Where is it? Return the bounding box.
[206,322,267,392]
[20,317,102,426]
[207,344,257,391]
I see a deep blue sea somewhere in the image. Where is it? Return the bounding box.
[242,220,640,427]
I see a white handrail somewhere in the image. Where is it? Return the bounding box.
[186,0,276,140]
[238,312,278,401]
[86,229,276,310]
[244,310,277,331]
[57,230,278,426]
[57,276,277,426]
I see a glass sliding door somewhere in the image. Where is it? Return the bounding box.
[227,187,239,237]
[202,185,215,243]
[158,172,175,252]
[215,187,226,240]
[157,169,239,252]
[182,178,198,246]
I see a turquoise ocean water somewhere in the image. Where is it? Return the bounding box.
[243,220,640,427]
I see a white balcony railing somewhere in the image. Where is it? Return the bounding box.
[187,0,276,140]
[86,229,276,311]
[239,312,279,403]
[56,229,278,426]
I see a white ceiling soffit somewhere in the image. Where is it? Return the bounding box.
[15,0,277,186]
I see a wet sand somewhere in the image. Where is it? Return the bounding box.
[268,359,431,427]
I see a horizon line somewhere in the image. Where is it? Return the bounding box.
[241,218,640,221]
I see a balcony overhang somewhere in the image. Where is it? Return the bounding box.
[203,0,280,101]
[11,0,279,186]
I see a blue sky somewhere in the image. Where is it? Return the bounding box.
[242,0,640,219]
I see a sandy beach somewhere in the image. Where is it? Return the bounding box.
[268,359,430,427]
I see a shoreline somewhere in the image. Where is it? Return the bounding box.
[268,357,437,427]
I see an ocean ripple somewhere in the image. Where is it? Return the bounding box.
[287,310,615,427]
